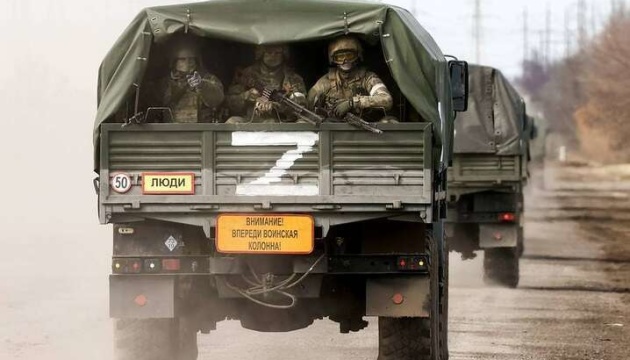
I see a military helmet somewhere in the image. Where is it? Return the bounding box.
[328,35,363,64]
[255,44,290,61]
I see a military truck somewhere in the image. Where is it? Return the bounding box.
[94,1,468,359]
[446,65,529,288]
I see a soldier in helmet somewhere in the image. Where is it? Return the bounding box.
[225,44,307,123]
[155,39,225,123]
[308,35,396,123]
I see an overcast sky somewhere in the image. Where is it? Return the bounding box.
[0,0,621,238]
[386,0,618,75]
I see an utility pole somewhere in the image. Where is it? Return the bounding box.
[523,7,529,61]
[591,3,597,36]
[564,6,572,58]
[545,5,551,66]
[577,0,587,49]
[538,30,545,63]
[473,0,482,63]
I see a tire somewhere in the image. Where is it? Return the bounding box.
[439,239,449,360]
[517,226,525,258]
[378,317,432,360]
[483,247,519,288]
[114,318,198,360]
[377,228,447,360]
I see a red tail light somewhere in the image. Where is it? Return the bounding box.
[396,256,426,271]
[499,213,516,222]
[130,260,142,273]
[162,259,181,271]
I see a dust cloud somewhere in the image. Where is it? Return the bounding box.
[2,1,628,360]
[0,1,201,359]
[449,253,485,289]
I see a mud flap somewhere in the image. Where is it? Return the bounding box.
[479,223,518,248]
[366,277,430,317]
[110,275,175,319]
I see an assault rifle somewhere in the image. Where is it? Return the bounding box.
[262,88,324,126]
[314,99,383,134]
[338,112,383,134]
[249,81,324,126]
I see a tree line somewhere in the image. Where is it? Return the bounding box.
[518,10,630,163]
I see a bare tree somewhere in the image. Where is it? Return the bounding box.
[574,11,630,162]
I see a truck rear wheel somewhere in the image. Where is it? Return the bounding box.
[378,317,432,360]
[378,228,446,360]
[114,318,198,360]
[483,247,519,288]
[517,226,525,258]
[439,241,449,359]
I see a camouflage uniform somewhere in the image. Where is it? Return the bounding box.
[307,36,395,123]
[308,68,393,117]
[225,45,307,123]
[155,39,225,123]
[157,71,224,123]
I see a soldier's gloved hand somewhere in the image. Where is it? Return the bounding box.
[255,97,273,114]
[243,88,260,102]
[333,99,354,117]
[186,71,203,90]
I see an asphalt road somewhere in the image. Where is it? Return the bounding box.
[0,162,628,359]
[198,163,630,360]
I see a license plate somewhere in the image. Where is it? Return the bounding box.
[216,214,314,254]
[142,172,195,195]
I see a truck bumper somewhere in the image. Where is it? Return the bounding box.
[110,275,175,319]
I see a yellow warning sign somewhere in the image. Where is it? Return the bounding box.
[142,173,195,195]
[216,214,314,254]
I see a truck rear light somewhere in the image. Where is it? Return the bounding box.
[499,212,516,222]
[112,258,142,273]
[130,260,142,273]
[112,261,123,273]
[162,259,181,271]
[396,256,427,271]
[144,259,161,273]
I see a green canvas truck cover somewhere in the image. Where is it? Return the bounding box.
[453,64,525,155]
[93,0,453,168]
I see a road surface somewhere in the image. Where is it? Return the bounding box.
[0,162,628,359]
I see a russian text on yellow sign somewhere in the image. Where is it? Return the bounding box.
[216,214,314,254]
[142,173,195,194]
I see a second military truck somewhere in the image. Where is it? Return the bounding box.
[446,65,530,288]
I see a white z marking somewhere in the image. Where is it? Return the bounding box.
[231,132,319,196]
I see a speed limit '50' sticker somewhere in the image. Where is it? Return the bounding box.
[110,172,132,194]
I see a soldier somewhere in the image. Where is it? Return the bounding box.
[155,39,225,123]
[225,44,307,123]
[308,35,396,123]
